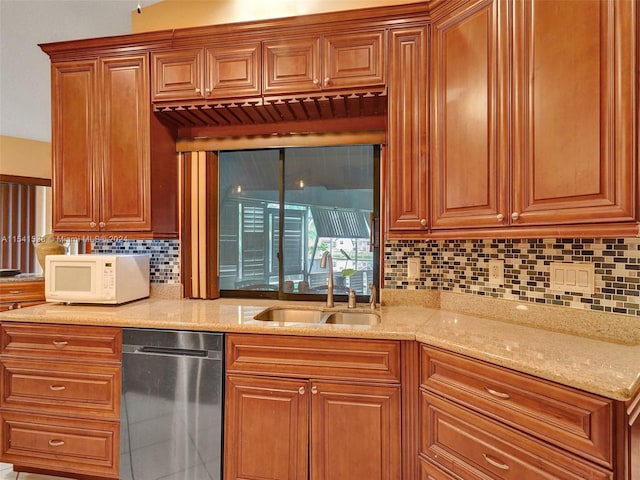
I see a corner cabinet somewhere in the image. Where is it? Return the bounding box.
[419,345,640,480]
[429,0,637,234]
[48,53,178,236]
[224,334,403,480]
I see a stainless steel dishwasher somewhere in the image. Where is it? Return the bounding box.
[120,328,224,480]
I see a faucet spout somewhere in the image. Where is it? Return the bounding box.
[320,251,334,308]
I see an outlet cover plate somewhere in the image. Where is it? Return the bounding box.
[407,258,420,279]
[488,259,504,285]
[550,262,594,294]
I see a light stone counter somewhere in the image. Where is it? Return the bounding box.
[1,294,639,402]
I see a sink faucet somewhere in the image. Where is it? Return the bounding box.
[320,251,334,308]
[368,284,377,309]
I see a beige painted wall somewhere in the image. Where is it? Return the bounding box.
[132,0,424,32]
[0,135,51,179]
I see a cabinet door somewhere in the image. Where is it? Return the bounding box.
[387,26,429,233]
[511,0,636,226]
[100,55,151,231]
[50,60,100,231]
[430,0,509,230]
[151,49,203,101]
[310,381,401,480]
[323,31,385,90]
[224,375,308,480]
[263,37,322,94]
[205,43,261,99]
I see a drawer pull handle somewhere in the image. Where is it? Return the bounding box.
[48,439,65,447]
[485,387,510,399]
[52,341,68,348]
[8,290,22,295]
[483,453,510,471]
[49,384,66,391]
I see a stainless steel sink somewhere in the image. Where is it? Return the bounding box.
[324,311,380,325]
[253,307,330,323]
[253,306,380,325]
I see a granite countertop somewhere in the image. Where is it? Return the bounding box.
[0,274,43,283]
[1,293,639,402]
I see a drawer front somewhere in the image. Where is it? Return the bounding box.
[0,411,119,478]
[420,346,613,467]
[0,282,44,303]
[420,459,460,480]
[2,359,120,419]
[1,323,121,362]
[421,392,612,480]
[227,333,401,383]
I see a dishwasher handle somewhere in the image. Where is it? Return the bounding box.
[123,344,222,360]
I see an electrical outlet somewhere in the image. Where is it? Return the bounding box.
[407,257,420,279]
[488,259,504,285]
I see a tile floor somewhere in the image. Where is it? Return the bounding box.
[0,464,71,480]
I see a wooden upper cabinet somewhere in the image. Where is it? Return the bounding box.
[51,60,100,231]
[49,53,177,236]
[430,0,508,230]
[100,56,151,231]
[151,43,261,101]
[151,48,203,101]
[386,26,429,233]
[430,0,636,232]
[511,0,636,226]
[263,30,386,95]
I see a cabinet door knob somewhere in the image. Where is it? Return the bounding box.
[511,212,520,221]
[195,87,201,94]
[48,439,65,447]
[496,214,504,222]
[298,386,305,395]
[420,219,427,227]
[205,88,211,94]
[324,77,330,86]
[99,221,106,228]
[311,386,318,394]
[312,79,319,85]
[90,222,97,228]
[482,453,510,471]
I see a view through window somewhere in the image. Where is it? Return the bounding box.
[218,145,378,298]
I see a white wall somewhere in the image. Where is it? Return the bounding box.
[0,0,138,143]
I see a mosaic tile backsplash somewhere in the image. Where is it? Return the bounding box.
[384,238,640,317]
[92,239,180,284]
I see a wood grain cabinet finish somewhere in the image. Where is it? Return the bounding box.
[224,333,402,480]
[0,281,44,312]
[429,0,636,234]
[263,30,386,95]
[419,345,638,480]
[48,53,177,236]
[0,323,121,479]
[386,25,429,233]
[151,44,261,101]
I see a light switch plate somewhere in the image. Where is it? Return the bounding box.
[550,262,595,294]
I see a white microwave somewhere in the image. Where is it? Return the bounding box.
[45,254,150,304]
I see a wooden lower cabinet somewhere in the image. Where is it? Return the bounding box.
[420,345,639,480]
[0,322,121,479]
[224,333,403,480]
[0,281,45,312]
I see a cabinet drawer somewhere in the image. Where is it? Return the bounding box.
[226,333,401,383]
[0,282,44,303]
[1,359,119,419]
[0,411,118,478]
[420,346,613,467]
[1,323,121,362]
[421,392,612,480]
[420,459,460,480]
